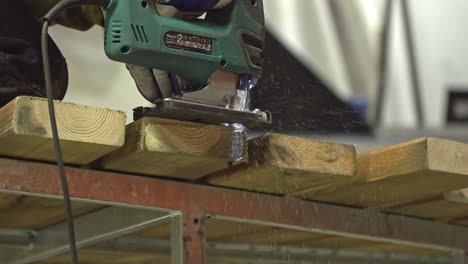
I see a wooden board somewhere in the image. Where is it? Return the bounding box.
[202,219,448,256]
[456,216,468,225]
[132,218,448,256]
[207,222,329,245]
[390,188,468,225]
[206,219,274,241]
[131,218,271,241]
[0,193,450,263]
[131,222,171,239]
[99,117,247,180]
[35,243,445,264]
[296,236,447,256]
[1,134,466,262]
[0,96,126,165]
[36,249,170,264]
[205,134,357,195]
[305,138,468,208]
[0,192,103,229]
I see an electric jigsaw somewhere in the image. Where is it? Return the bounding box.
[103,0,271,127]
[32,2,270,261]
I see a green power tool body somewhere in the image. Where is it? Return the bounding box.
[104,0,271,127]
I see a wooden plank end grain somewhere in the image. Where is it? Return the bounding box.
[427,138,468,175]
[0,96,126,165]
[310,138,468,208]
[99,117,247,180]
[206,133,357,195]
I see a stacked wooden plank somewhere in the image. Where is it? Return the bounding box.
[390,188,468,225]
[36,249,170,264]
[0,193,103,229]
[205,134,357,195]
[201,218,448,256]
[0,96,245,179]
[31,215,451,264]
[0,96,126,165]
[301,138,468,209]
[99,117,248,179]
[1,96,468,263]
[0,96,123,236]
[207,137,468,225]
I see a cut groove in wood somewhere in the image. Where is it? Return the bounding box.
[99,117,247,180]
[307,138,468,208]
[205,134,357,195]
[0,96,126,165]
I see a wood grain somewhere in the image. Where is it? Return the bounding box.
[36,249,170,264]
[205,218,274,241]
[295,236,448,256]
[131,218,270,241]
[133,218,448,256]
[210,225,328,245]
[0,96,126,165]
[306,138,468,208]
[359,245,448,256]
[130,223,171,239]
[0,193,103,229]
[206,220,447,256]
[99,117,247,180]
[206,134,357,195]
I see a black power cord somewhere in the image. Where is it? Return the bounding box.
[41,0,110,263]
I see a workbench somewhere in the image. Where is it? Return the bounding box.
[0,97,467,264]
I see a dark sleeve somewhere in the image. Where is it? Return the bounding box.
[18,0,104,31]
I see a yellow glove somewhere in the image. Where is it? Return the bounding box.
[19,0,103,31]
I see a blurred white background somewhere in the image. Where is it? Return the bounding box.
[49,0,468,132]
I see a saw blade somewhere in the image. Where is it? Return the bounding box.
[134,99,271,128]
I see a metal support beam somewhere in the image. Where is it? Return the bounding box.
[171,214,183,264]
[182,214,206,264]
[1,207,178,264]
[0,158,467,254]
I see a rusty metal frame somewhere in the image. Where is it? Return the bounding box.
[0,157,467,264]
[0,228,455,264]
[2,207,177,264]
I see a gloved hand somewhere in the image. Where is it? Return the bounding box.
[9,0,233,106]
[0,0,69,107]
[130,0,233,103]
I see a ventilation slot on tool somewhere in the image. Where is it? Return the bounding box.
[111,20,122,44]
[131,24,149,44]
[242,33,264,69]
